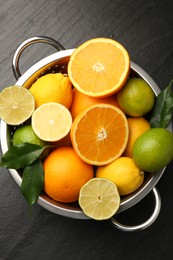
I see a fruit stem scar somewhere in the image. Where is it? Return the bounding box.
[97,128,107,141]
[92,62,105,72]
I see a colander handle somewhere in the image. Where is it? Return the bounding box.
[109,187,161,231]
[12,36,65,80]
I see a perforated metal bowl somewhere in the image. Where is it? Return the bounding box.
[1,36,172,231]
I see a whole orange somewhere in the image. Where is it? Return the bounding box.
[124,117,150,158]
[70,88,119,119]
[43,146,94,203]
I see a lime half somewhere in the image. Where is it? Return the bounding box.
[0,86,35,125]
[79,178,120,220]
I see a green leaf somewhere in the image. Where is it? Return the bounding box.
[0,143,47,169]
[149,80,173,128]
[21,159,44,207]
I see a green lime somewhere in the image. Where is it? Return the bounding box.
[12,124,47,146]
[79,178,120,220]
[117,78,155,117]
[133,128,173,172]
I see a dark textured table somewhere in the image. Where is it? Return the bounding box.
[0,0,173,259]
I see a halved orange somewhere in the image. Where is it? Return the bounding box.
[68,38,130,98]
[70,104,129,166]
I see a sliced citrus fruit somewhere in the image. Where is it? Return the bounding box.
[70,104,129,166]
[79,178,120,220]
[31,102,72,142]
[68,38,130,97]
[0,86,35,125]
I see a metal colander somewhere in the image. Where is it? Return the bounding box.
[1,36,172,231]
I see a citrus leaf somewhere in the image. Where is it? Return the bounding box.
[0,143,47,169]
[149,80,173,128]
[21,159,44,207]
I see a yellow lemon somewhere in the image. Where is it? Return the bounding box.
[32,102,72,142]
[96,157,144,196]
[29,73,73,108]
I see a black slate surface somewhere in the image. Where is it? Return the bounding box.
[0,0,173,259]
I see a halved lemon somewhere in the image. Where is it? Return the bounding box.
[31,102,72,142]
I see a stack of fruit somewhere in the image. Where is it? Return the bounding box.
[0,38,173,221]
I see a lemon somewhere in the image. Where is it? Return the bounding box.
[79,178,120,220]
[31,102,72,142]
[117,78,155,117]
[12,125,47,146]
[96,157,144,195]
[29,73,73,108]
[133,128,173,172]
[0,86,35,125]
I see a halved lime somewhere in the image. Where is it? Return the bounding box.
[0,86,35,125]
[79,178,120,220]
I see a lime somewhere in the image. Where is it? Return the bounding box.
[12,125,47,146]
[117,78,155,117]
[0,86,35,125]
[79,178,120,220]
[96,157,144,195]
[133,128,173,172]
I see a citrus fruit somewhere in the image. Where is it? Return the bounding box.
[70,88,119,119]
[0,86,35,125]
[79,178,120,220]
[31,102,72,142]
[68,38,130,97]
[124,117,150,158]
[29,73,73,108]
[43,146,94,203]
[12,124,47,146]
[117,78,155,117]
[70,104,129,166]
[133,128,173,172]
[96,157,144,196]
